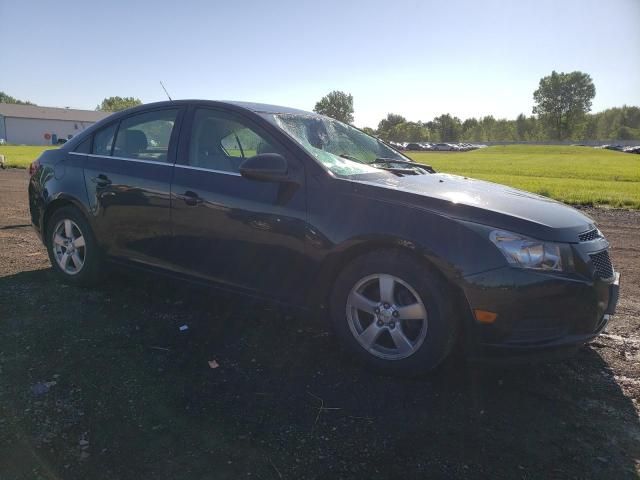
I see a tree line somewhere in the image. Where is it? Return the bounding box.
[314,71,640,142]
[0,91,35,105]
[362,106,640,143]
[0,93,142,112]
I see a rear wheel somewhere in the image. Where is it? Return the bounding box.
[46,206,104,286]
[329,249,458,376]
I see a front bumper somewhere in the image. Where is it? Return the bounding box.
[461,265,620,358]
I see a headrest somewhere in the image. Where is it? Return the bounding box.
[197,119,225,149]
[125,130,148,153]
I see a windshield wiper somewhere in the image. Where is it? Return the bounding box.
[339,154,435,175]
[373,158,435,173]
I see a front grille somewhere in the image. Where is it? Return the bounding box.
[579,229,601,242]
[590,250,614,279]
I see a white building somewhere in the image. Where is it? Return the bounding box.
[0,103,111,145]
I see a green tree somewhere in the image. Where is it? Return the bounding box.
[533,71,595,140]
[461,118,481,141]
[0,91,35,105]
[579,115,599,141]
[588,105,640,140]
[96,96,143,112]
[493,119,517,141]
[617,126,639,140]
[515,114,527,140]
[388,122,430,142]
[376,114,407,140]
[433,114,462,142]
[404,122,430,142]
[313,91,354,123]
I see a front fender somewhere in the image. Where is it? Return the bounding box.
[305,177,507,307]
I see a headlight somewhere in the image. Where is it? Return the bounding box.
[489,230,572,272]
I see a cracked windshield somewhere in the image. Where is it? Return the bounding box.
[268,114,408,176]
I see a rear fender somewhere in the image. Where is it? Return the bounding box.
[41,193,95,244]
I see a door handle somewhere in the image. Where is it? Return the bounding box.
[183,190,203,206]
[91,174,112,187]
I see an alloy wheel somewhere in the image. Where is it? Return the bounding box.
[346,273,428,360]
[52,219,86,275]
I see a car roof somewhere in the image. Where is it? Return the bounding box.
[127,99,315,116]
[222,101,313,115]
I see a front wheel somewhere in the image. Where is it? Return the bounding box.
[329,249,458,376]
[45,206,104,286]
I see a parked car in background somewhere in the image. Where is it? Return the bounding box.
[28,100,620,376]
[604,144,625,151]
[405,142,425,151]
[379,142,484,152]
[459,143,477,151]
[432,143,454,151]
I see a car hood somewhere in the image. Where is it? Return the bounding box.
[350,172,594,242]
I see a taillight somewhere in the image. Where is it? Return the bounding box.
[29,159,40,176]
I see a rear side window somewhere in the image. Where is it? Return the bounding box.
[92,123,117,156]
[113,109,178,162]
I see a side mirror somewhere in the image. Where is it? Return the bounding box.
[239,153,290,182]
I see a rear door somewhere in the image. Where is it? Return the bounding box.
[169,106,310,302]
[83,107,183,266]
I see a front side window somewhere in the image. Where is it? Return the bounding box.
[92,123,117,156]
[188,109,281,173]
[113,109,178,162]
[74,137,91,153]
[265,113,407,177]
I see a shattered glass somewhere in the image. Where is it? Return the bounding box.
[266,114,407,177]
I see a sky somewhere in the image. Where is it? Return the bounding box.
[1,0,639,127]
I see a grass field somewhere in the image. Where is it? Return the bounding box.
[407,145,640,209]
[2,144,639,208]
[0,145,58,168]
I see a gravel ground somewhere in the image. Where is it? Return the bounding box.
[1,168,639,479]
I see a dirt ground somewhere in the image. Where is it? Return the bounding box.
[1,168,639,479]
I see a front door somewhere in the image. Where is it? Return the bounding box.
[169,107,309,302]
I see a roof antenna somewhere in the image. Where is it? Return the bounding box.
[160,81,173,101]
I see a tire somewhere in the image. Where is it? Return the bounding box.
[45,206,105,286]
[329,249,458,376]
